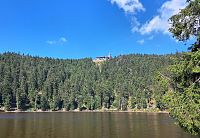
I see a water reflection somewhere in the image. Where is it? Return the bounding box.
[0,112,198,138]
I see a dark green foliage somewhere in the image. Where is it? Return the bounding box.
[155,51,200,135]
[2,66,13,111]
[0,52,173,112]
[41,95,49,111]
[157,0,200,135]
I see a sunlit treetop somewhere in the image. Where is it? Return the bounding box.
[169,0,200,42]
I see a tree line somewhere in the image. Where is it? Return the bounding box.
[0,52,173,111]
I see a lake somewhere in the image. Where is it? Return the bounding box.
[0,112,198,138]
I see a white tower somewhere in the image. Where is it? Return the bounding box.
[108,52,112,59]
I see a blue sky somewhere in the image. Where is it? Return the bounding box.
[0,0,191,59]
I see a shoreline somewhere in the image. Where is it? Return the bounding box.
[1,109,169,114]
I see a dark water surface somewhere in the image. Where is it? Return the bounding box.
[0,112,198,138]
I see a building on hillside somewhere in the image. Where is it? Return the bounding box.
[93,53,112,63]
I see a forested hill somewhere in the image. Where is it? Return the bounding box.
[0,52,174,111]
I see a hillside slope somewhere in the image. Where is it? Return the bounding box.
[0,52,174,111]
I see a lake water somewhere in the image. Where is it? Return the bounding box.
[0,112,198,138]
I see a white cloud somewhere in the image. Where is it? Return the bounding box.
[110,0,145,14]
[46,37,67,45]
[131,17,140,32]
[136,0,187,35]
[137,39,144,45]
[109,0,145,37]
[46,40,56,45]
[148,35,154,40]
[59,37,67,43]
